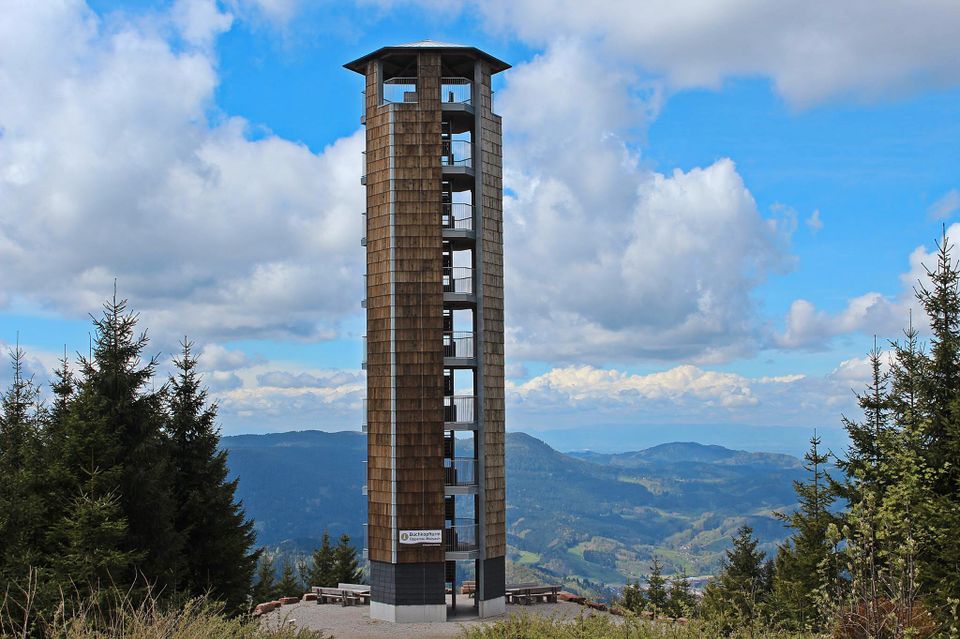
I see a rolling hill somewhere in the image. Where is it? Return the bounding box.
[222,430,805,590]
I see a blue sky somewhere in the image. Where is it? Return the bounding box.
[2,0,959,455]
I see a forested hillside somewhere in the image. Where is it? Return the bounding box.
[223,430,806,590]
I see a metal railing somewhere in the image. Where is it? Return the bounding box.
[361,151,366,183]
[443,266,473,294]
[445,521,478,552]
[361,211,366,246]
[444,395,476,423]
[360,90,366,121]
[441,78,471,105]
[442,203,473,230]
[361,399,367,432]
[445,458,477,486]
[383,77,417,104]
[362,335,366,369]
[443,331,475,359]
[441,140,472,168]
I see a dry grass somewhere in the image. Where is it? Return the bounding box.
[0,573,329,639]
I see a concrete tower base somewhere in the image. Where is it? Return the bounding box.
[477,596,505,618]
[370,602,447,623]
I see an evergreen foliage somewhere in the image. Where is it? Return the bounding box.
[770,433,841,631]
[665,570,697,619]
[167,339,258,614]
[276,558,303,598]
[302,532,335,589]
[252,552,278,604]
[0,293,259,625]
[701,525,772,630]
[644,557,668,614]
[332,534,363,586]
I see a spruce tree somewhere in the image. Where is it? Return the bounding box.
[620,578,646,615]
[913,232,960,610]
[167,339,258,614]
[701,525,771,628]
[770,433,840,631]
[55,293,182,592]
[252,552,278,604]
[303,532,336,588]
[665,569,696,618]
[276,557,303,597]
[0,346,48,585]
[644,556,668,614]
[332,534,363,585]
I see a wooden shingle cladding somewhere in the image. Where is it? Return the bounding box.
[365,53,447,566]
[477,65,507,560]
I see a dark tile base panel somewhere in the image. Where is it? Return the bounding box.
[369,561,446,606]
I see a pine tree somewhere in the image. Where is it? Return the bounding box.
[620,578,646,615]
[55,293,182,592]
[252,552,278,604]
[0,346,48,585]
[276,557,303,598]
[167,339,258,614]
[303,532,336,588]
[665,569,696,619]
[771,433,840,631]
[644,556,668,614]
[701,525,771,628]
[913,232,960,611]
[332,534,363,585]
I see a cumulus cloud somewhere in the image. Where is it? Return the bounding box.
[506,358,870,429]
[805,210,823,234]
[380,0,960,106]
[256,369,362,388]
[774,224,960,349]
[0,2,364,349]
[500,42,791,364]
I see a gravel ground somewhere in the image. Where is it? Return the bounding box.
[260,599,602,639]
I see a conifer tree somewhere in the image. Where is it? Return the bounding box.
[55,293,182,591]
[332,534,363,585]
[701,525,772,628]
[303,532,336,588]
[665,569,696,618]
[644,556,668,614]
[620,578,646,614]
[276,557,303,597]
[913,232,960,610]
[252,552,278,604]
[0,346,48,584]
[167,339,258,614]
[770,433,840,631]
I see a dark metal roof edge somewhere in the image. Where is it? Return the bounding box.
[344,45,511,74]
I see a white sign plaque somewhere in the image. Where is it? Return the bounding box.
[399,529,442,545]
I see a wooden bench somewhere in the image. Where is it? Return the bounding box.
[460,580,476,597]
[312,585,371,606]
[505,584,561,605]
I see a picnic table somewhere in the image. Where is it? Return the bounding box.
[505,583,561,605]
[311,584,371,606]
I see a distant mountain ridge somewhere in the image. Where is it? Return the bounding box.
[222,430,804,590]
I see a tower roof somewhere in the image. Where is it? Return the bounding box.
[344,40,510,74]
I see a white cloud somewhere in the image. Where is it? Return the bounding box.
[805,209,823,234]
[0,2,364,348]
[404,0,960,106]
[774,224,960,349]
[928,189,960,220]
[506,358,867,428]
[500,42,791,364]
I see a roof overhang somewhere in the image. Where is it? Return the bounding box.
[344,42,510,75]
